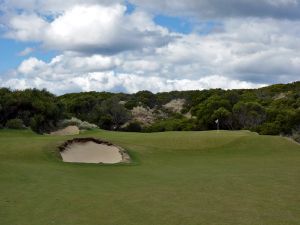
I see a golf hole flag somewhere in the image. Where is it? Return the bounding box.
[215,119,219,131]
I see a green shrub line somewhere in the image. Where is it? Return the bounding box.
[0,81,299,139]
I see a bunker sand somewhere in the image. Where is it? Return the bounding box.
[59,138,131,164]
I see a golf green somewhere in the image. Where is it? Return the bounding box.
[1,129,299,225]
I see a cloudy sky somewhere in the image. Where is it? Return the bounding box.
[0,0,299,94]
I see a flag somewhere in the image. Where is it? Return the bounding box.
[215,119,219,124]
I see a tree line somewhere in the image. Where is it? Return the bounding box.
[0,82,299,140]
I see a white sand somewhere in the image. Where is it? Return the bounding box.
[60,141,123,164]
[50,126,80,136]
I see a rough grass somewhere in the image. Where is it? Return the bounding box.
[0,129,300,225]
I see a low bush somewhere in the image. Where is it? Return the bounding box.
[292,127,300,143]
[259,122,281,135]
[60,117,98,130]
[5,118,25,129]
[78,121,98,130]
[60,117,82,127]
[123,122,142,132]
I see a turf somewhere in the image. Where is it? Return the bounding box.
[0,129,300,225]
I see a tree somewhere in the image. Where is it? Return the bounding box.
[212,107,233,129]
[192,95,231,129]
[99,97,131,130]
[233,102,266,129]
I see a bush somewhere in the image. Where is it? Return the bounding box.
[123,122,142,132]
[30,114,55,134]
[60,117,82,127]
[5,118,25,129]
[259,122,281,135]
[292,127,300,143]
[78,121,98,130]
[60,117,98,130]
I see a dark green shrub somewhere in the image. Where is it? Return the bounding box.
[259,122,281,135]
[5,118,25,129]
[123,122,142,132]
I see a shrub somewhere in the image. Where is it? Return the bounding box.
[60,117,82,127]
[5,118,25,129]
[123,122,142,132]
[78,121,98,130]
[30,114,54,134]
[259,122,281,135]
[292,127,300,143]
[60,117,98,130]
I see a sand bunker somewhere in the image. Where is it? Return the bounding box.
[59,138,130,164]
[50,126,80,136]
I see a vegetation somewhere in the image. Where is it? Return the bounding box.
[0,81,299,139]
[0,88,64,133]
[0,129,300,225]
[5,118,25,129]
[60,117,98,130]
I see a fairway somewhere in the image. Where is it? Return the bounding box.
[0,130,300,225]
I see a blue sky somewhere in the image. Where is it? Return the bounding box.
[0,39,58,73]
[0,0,299,94]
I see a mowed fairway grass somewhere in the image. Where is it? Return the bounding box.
[1,129,300,225]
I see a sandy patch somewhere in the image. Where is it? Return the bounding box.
[130,106,168,126]
[50,126,80,136]
[59,138,130,164]
[163,99,186,113]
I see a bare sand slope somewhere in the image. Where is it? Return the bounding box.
[50,126,80,136]
[61,141,123,164]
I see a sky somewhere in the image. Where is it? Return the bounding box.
[0,0,300,94]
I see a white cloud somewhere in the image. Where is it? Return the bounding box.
[3,16,299,94]
[2,0,119,14]
[18,57,46,74]
[17,47,34,56]
[1,71,265,95]
[5,4,172,54]
[3,0,300,20]
[5,13,48,41]
[1,1,300,94]
[131,0,300,19]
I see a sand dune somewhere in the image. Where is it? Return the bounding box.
[50,126,80,136]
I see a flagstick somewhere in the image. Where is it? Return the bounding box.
[215,119,219,133]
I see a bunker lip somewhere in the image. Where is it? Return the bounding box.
[59,138,131,164]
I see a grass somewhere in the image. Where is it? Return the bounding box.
[0,129,300,225]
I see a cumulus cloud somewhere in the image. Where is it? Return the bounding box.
[2,0,119,14]
[2,16,299,94]
[3,0,300,19]
[131,0,300,19]
[117,18,300,83]
[5,13,48,41]
[17,57,46,74]
[1,1,300,94]
[15,54,121,81]
[5,4,172,54]
[1,71,265,95]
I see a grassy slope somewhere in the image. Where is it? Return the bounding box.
[0,129,300,225]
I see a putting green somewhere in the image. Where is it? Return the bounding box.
[0,129,300,225]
